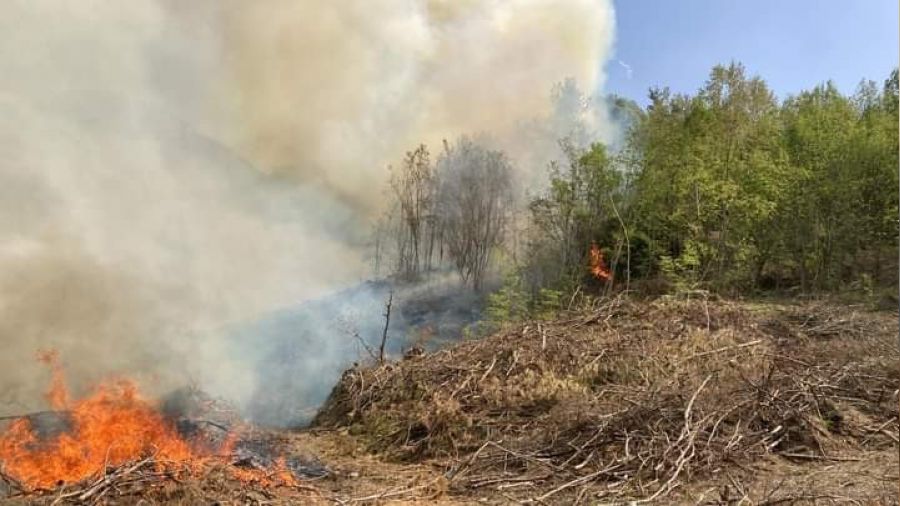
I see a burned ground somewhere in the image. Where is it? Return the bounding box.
[1,296,897,504]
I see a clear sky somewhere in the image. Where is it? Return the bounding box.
[605,0,899,105]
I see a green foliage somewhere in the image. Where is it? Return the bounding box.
[513,63,898,304]
[627,63,898,292]
[525,142,625,295]
[630,63,793,290]
[535,288,563,320]
[483,271,565,330]
[658,239,704,290]
[775,76,899,289]
[485,272,529,326]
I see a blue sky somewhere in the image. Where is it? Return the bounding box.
[605,0,899,105]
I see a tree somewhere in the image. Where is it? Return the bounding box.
[436,137,514,290]
[379,144,440,281]
[373,65,899,302]
[630,63,789,289]
[778,75,898,289]
[526,142,623,294]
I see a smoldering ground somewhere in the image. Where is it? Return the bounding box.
[0,0,615,419]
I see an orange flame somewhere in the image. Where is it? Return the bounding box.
[0,351,298,491]
[0,352,194,490]
[37,349,69,410]
[229,457,299,488]
[589,243,610,281]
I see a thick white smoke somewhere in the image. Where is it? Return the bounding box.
[215,0,616,210]
[0,0,615,413]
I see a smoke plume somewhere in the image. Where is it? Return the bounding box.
[0,0,615,414]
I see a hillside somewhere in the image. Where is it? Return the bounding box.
[8,295,893,504]
[304,295,899,504]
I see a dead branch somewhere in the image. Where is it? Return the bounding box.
[379,290,393,364]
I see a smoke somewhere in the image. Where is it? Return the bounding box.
[0,1,614,414]
[214,0,615,211]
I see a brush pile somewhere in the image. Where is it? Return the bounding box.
[1,451,326,506]
[0,387,328,505]
[315,295,900,503]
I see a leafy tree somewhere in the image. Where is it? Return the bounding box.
[525,142,624,295]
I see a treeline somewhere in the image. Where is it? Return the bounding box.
[376,63,899,309]
[628,64,898,293]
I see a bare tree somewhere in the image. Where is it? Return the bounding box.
[387,144,438,280]
[436,137,514,290]
[338,290,393,365]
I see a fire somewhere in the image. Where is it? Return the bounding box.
[0,351,297,491]
[0,352,195,490]
[589,243,611,281]
[229,457,299,488]
[37,349,69,409]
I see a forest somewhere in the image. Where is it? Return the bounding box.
[374,63,900,319]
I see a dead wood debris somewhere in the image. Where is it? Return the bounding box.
[314,296,900,503]
[1,452,326,505]
[0,424,329,505]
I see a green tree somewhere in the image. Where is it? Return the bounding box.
[629,63,789,289]
[525,142,624,295]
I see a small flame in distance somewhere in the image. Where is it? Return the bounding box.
[589,243,611,281]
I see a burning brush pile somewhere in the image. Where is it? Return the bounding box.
[314,296,900,503]
[0,351,327,504]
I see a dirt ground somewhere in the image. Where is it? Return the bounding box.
[280,431,899,505]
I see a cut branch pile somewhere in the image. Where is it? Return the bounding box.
[0,388,329,505]
[314,296,899,503]
[4,453,327,505]
[1,437,327,505]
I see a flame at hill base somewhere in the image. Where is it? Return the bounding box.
[0,350,296,491]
